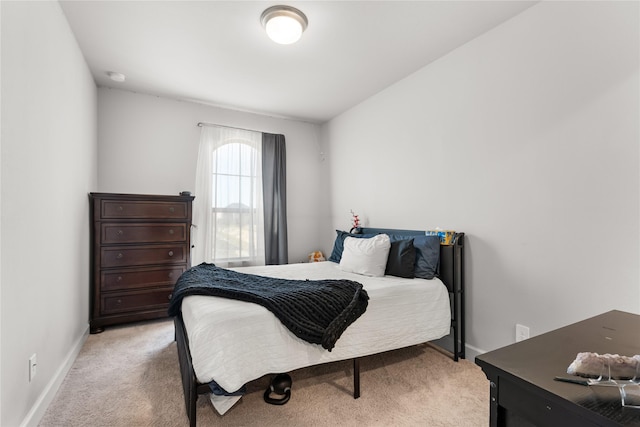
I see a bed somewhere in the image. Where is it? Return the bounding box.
[172,227,465,426]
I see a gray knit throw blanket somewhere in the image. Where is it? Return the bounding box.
[168,263,369,351]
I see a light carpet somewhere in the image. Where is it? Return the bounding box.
[39,319,489,426]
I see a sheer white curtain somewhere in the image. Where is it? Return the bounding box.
[192,125,265,267]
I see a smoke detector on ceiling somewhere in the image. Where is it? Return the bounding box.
[106,71,126,82]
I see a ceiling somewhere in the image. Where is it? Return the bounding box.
[60,1,536,124]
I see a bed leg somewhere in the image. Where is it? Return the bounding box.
[453,300,459,362]
[353,358,360,399]
[189,383,197,427]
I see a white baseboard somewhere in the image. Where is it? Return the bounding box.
[429,336,486,363]
[20,324,90,427]
[464,343,485,362]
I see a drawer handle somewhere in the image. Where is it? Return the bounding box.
[117,299,122,304]
[118,206,124,211]
[169,207,175,213]
[168,272,173,278]
[116,253,123,259]
[168,293,173,300]
[117,230,124,236]
[169,229,175,235]
[168,251,174,257]
[117,276,122,282]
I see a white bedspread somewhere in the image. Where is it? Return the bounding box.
[181,261,451,394]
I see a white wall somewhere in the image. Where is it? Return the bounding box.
[0,1,98,426]
[0,3,3,422]
[98,88,329,263]
[321,1,639,356]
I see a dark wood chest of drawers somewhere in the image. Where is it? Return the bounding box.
[89,193,194,333]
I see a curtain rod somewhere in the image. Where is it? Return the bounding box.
[197,122,261,134]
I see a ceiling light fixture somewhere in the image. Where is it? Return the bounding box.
[106,71,126,82]
[260,5,308,45]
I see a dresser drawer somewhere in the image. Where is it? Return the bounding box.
[102,223,187,244]
[101,288,173,315]
[101,265,186,292]
[101,245,187,268]
[101,200,188,220]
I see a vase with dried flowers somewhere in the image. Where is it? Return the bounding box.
[350,210,361,232]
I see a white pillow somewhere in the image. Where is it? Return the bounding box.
[339,234,391,277]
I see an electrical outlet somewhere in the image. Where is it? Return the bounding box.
[516,324,530,342]
[29,354,37,382]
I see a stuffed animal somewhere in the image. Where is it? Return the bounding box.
[308,251,325,262]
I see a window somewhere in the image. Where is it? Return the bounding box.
[192,126,264,267]
[211,141,261,262]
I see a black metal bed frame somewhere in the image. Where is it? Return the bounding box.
[174,230,465,426]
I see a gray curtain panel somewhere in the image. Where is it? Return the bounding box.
[262,133,288,264]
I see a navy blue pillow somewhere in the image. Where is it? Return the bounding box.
[327,230,377,262]
[385,238,415,278]
[413,235,441,279]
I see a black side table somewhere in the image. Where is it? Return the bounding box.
[475,310,640,426]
